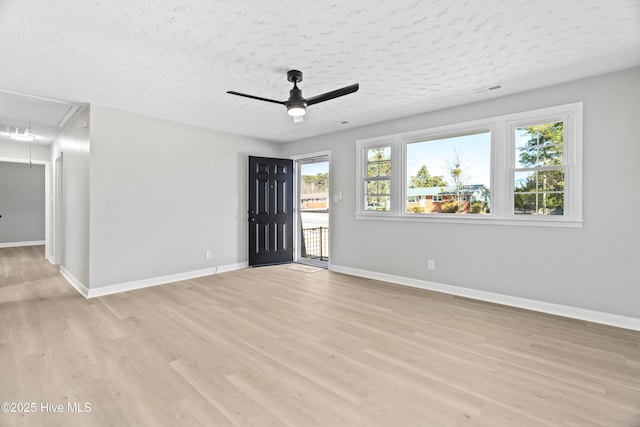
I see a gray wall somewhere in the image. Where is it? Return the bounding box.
[278,67,640,319]
[51,108,91,285]
[0,161,45,244]
[0,140,50,162]
[88,106,278,289]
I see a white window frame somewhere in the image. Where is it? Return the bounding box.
[355,102,583,227]
[357,139,395,214]
[506,108,582,223]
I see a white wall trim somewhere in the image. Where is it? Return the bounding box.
[61,262,248,298]
[0,240,46,248]
[217,262,248,274]
[60,266,89,298]
[290,150,332,161]
[86,267,217,298]
[329,264,640,332]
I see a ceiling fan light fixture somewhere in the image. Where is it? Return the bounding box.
[287,105,306,117]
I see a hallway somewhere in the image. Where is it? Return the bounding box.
[0,245,70,304]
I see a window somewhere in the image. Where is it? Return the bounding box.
[356,103,583,227]
[406,130,491,215]
[364,146,391,211]
[513,122,565,215]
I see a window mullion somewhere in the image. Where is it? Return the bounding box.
[493,119,508,218]
[393,137,404,215]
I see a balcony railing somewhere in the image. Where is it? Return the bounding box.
[301,227,329,262]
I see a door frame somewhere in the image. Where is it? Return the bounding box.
[247,156,295,267]
[291,151,331,268]
[54,153,63,265]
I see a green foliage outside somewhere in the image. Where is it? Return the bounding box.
[518,123,563,167]
[365,147,392,211]
[440,201,459,213]
[471,201,488,214]
[301,173,329,193]
[514,122,564,215]
[409,165,448,188]
[367,147,392,178]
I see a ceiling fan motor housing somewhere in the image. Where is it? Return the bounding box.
[285,70,307,115]
[287,87,306,107]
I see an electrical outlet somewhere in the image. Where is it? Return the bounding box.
[205,250,212,259]
[428,259,435,270]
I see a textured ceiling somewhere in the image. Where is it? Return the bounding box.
[0,0,639,143]
[0,90,83,145]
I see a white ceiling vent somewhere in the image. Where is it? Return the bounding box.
[56,104,80,128]
[473,84,503,94]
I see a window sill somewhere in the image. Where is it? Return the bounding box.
[355,213,583,228]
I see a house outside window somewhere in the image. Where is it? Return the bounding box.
[405,130,491,215]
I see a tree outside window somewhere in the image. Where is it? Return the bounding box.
[514,122,565,215]
[365,146,391,211]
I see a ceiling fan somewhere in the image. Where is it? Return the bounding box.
[227,70,359,122]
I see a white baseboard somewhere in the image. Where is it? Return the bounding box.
[60,266,89,298]
[217,261,248,274]
[329,264,640,332]
[61,262,248,299]
[0,240,45,248]
[87,267,217,298]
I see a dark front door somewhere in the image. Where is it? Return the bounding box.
[248,156,294,266]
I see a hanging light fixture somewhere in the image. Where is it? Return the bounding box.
[8,127,36,142]
[6,121,36,142]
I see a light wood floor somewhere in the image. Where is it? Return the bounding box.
[1,246,639,426]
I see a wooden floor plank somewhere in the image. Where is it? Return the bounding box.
[1,246,639,426]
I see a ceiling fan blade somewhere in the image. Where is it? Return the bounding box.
[305,83,359,106]
[226,91,285,105]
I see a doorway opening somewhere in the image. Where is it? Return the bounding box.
[296,154,330,268]
[0,157,51,259]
